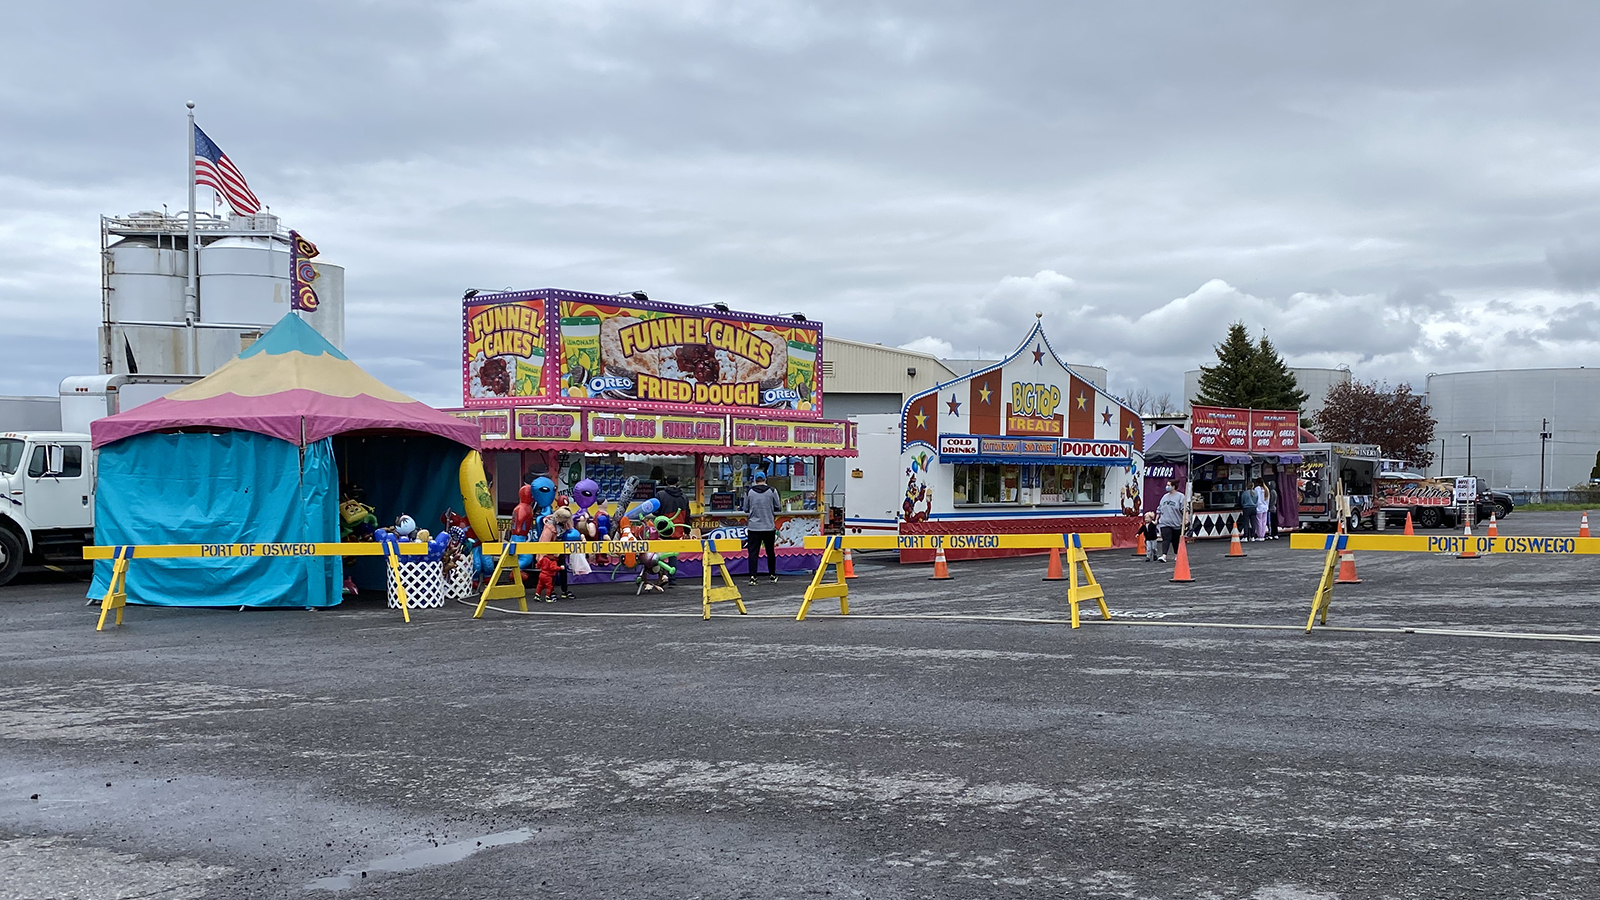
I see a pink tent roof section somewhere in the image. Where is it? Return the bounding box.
[92,315,480,449]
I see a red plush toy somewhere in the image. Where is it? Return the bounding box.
[512,484,535,537]
[534,554,563,602]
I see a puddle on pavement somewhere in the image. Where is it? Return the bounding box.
[304,828,535,891]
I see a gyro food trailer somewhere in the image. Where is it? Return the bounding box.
[447,289,856,575]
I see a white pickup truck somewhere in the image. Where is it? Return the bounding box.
[0,431,95,585]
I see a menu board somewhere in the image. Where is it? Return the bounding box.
[1190,406,1297,453]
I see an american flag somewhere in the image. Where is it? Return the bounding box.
[194,124,262,215]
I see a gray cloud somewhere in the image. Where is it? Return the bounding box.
[7,3,1600,406]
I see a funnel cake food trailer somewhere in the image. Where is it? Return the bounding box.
[846,321,1144,561]
[445,289,856,574]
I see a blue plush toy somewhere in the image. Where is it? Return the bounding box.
[594,512,611,540]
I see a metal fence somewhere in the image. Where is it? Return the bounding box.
[1504,490,1600,507]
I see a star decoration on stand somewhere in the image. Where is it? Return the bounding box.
[1032,345,1044,364]
[914,410,928,429]
[946,394,962,416]
[1076,392,1088,410]
[1102,407,1113,425]
[1125,423,1136,439]
[978,384,992,403]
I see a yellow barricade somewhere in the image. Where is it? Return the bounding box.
[470,538,748,620]
[1288,533,1600,555]
[1289,532,1600,632]
[797,532,1114,625]
[800,533,1113,552]
[82,541,432,630]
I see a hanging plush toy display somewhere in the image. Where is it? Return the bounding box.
[511,485,535,538]
[572,479,600,516]
[340,498,378,542]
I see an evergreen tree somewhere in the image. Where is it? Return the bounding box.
[1192,323,1260,408]
[1192,323,1309,411]
[1249,334,1310,411]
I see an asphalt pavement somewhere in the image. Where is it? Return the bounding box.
[1,511,1597,899]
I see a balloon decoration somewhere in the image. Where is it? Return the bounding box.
[572,478,600,514]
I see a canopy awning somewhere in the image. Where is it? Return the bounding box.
[92,315,480,449]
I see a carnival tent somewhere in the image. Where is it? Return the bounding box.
[89,314,479,608]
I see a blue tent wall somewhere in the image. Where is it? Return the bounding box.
[336,433,470,591]
[89,431,341,608]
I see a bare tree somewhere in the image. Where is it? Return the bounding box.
[1126,387,1153,415]
[1153,392,1177,415]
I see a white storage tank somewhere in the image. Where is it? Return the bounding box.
[300,260,345,350]
[199,234,291,326]
[107,237,187,323]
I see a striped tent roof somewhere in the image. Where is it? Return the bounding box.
[92,315,479,449]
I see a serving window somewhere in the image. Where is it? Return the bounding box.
[701,454,820,515]
[953,463,1105,506]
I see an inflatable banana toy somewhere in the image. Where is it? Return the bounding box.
[457,451,498,542]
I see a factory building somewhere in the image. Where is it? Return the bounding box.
[1426,368,1600,490]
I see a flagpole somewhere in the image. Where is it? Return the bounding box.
[185,100,199,375]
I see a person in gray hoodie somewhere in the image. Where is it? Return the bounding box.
[743,473,781,584]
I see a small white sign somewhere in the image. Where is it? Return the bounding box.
[939,436,979,456]
[1453,476,1477,504]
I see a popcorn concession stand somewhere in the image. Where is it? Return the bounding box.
[447,289,855,575]
[863,320,1144,562]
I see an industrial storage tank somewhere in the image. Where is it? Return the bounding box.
[106,236,186,323]
[1426,368,1600,489]
[199,232,291,325]
[300,260,345,350]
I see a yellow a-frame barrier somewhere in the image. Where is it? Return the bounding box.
[1061,532,1110,629]
[473,540,527,618]
[83,541,433,629]
[1290,531,1600,633]
[699,538,747,620]
[799,532,1114,624]
[797,534,850,621]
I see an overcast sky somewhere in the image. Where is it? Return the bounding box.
[6,2,1600,408]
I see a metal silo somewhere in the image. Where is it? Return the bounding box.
[1426,368,1600,490]
[198,217,292,326]
[107,236,186,323]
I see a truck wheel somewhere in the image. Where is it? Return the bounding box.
[1417,508,1443,529]
[0,529,23,587]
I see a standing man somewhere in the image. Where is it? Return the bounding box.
[1156,480,1186,563]
[743,472,781,584]
[654,474,689,527]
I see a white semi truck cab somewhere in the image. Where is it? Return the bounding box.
[0,431,96,585]
[0,374,196,586]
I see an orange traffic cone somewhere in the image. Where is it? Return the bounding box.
[1335,545,1362,583]
[1131,530,1148,558]
[1487,511,1498,538]
[1404,510,1414,536]
[1169,536,1194,582]
[1581,512,1591,538]
[1043,546,1065,581]
[929,546,952,580]
[1457,521,1480,559]
[841,548,857,579]
[1226,523,1247,558]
